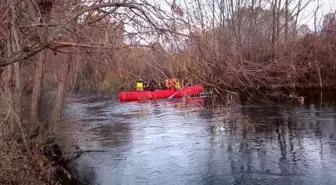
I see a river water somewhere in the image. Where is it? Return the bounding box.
[62,90,336,185]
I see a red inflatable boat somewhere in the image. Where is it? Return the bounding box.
[119,85,204,102]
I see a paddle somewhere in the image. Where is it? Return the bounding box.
[167,82,190,99]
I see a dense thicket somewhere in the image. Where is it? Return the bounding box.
[169,1,336,90]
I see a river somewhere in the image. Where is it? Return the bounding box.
[62,90,336,185]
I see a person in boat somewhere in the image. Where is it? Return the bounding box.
[143,79,149,91]
[166,78,181,90]
[136,79,144,91]
[166,78,174,90]
[156,80,163,90]
[174,78,181,90]
[158,81,166,90]
[148,80,157,91]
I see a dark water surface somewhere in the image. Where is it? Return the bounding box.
[62,91,336,185]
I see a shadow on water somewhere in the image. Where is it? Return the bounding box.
[62,91,336,185]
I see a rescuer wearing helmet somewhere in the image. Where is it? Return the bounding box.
[136,78,144,91]
[143,79,149,91]
[166,79,173,90]
[148,79,157,91]
[171,78,181,90]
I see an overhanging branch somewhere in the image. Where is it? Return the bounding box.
[0,44,48,67]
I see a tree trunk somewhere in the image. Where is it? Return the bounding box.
[272,0,278,61]
[26,0,53,125]
[10,1,22,126]
[51,0,80,131]
[5,37,15,136]
[276,0,282,42]
[212,0,215,31]
[196,0,205,31]
[218,0,225,53]
[12,40,22,124]
[30,50,46,124]
[313,0,320,32]
[293,0,302,39]
[51,54,71,131]
[284,0,289,44]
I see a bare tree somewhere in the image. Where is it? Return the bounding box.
[51,0,81,127]
[27,0,53,125]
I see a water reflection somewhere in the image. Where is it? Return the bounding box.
[63,90,336,185]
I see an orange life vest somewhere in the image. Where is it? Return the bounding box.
[166,78,180,90]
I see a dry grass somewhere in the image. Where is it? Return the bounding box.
[0,117,61,185]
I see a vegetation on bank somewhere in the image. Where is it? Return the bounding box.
[0,0,336,184]
[0,124,57,185]
[66,2,336,93]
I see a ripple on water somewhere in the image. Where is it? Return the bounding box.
[63,94,336,185]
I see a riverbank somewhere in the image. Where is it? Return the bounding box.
[0,92,84,185]
[0,118,87,185]
[0,120,55,184]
